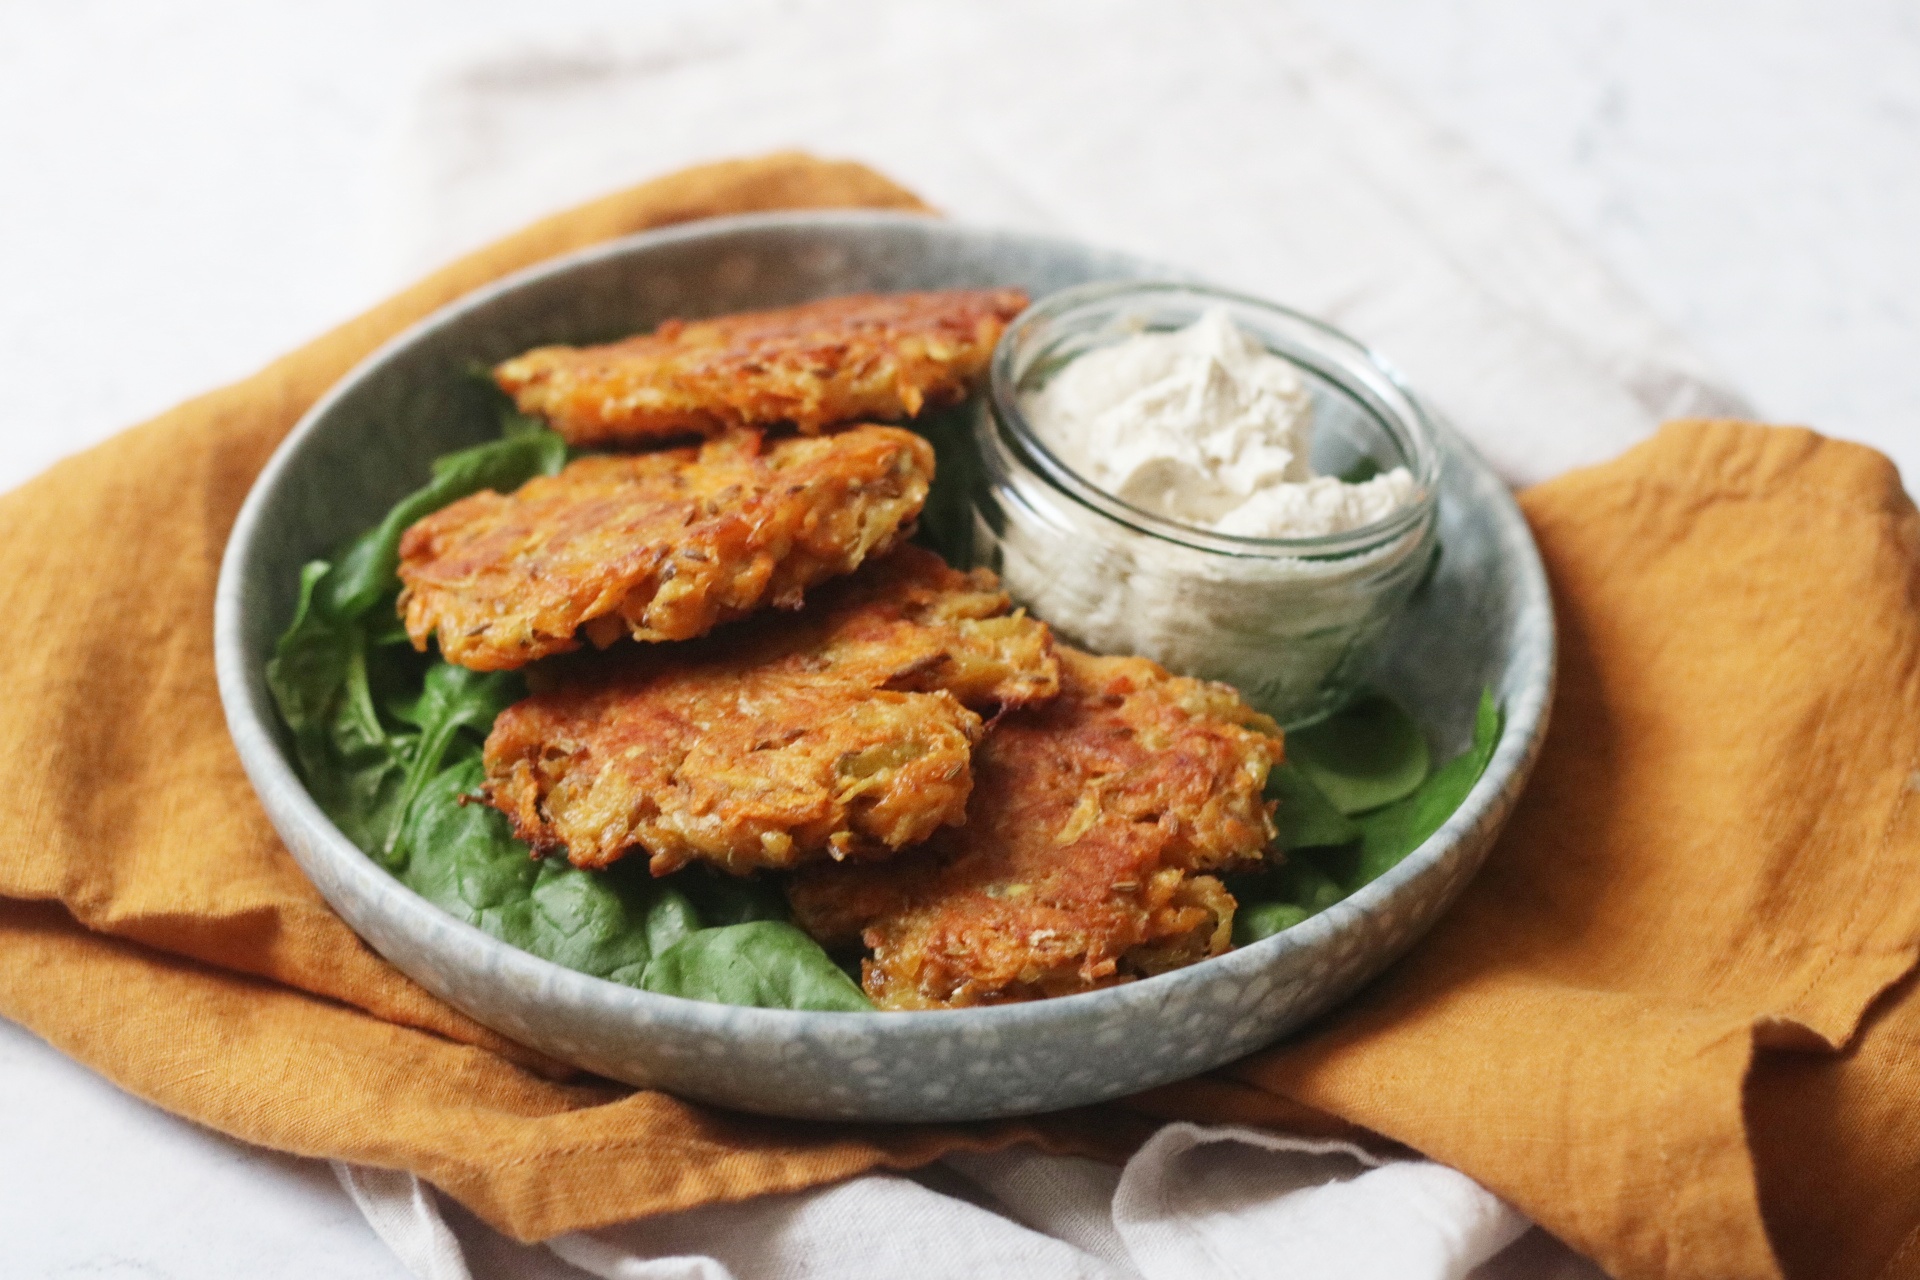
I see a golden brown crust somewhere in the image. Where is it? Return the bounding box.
[481,546,1060,876]
[787,648,1284,1009]
[396,426,931,671]
[493,289,1028,446]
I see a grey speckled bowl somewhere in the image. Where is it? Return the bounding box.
[214,211,1554,1122]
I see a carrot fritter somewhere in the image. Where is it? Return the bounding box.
[481,546,1060,876]
[787,648,1284,1009]
[396,426,931,672]
[493,289,1029,447]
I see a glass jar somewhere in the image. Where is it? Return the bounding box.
[968,281,1441,727]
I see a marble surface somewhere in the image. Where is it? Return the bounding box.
[1295,0,1920,484]
[0,1018,412,1280]
[3,0,1914,1274]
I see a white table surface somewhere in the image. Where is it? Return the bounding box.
[3,2,1913,1275]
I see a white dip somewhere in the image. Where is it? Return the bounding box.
[986,309,1429,724]
[1023,308,1417,538]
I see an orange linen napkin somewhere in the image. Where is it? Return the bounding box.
[2,154,1916,1280]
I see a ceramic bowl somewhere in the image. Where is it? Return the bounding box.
[214,211,1554,1122]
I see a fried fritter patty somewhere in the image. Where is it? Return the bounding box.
[787,648,1284,1009]
[396,426,931,671]
[481,546,1060,876]
[493,289,1028,446]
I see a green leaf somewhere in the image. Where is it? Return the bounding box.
[528,860,701,987]
[395,756,700,984]
[1352,690,1503,885]
[1338,456,1383,484]
[1269,762,1360,850]
[1226,853,1348,945]
[1233,902,1311,946]
[267,415,885,1013]
[1228,689,1503,942]
[641,921,875,1011]
[318,428,567,621]
[267,562,351,733]
[381,662,525,858]
[266,560,413,855]
[909,401,981,567]
[499,407,549,440]
[1288,691,1431,816]
[673,867,793,928]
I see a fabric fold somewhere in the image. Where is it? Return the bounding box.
[1225,421,1920,1279]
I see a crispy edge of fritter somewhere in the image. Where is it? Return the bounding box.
[479,546,1060,876]
[493,288,1029,446]
[395,425,933,671]
[787,648,1283,1009]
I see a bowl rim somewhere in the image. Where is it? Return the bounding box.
[214,207,1556,1041]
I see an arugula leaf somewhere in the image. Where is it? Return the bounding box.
[1269,762,1360,850]
[318,428,567,621]
[641,921,875,1011]
[1287,691,1431,816]
[396,756,701,984]
[266,561,414,854]
[1353,689,1502,885]
[381,662,524,859]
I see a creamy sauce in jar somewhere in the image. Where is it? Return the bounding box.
[977,305,1433,725]
[1022,309,1416,538]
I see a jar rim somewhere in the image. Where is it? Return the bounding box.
[984,279,1442,558]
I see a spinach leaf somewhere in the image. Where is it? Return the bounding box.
[1269,762,1360,850]
[1338,457,1383,484]
[642,921,875,1011]
[396,761,861,1004]
[266,561,414,855]
[269,562,352,732]
[1353,689,1502,884]
[271,407,563,849]
[1287,691,1431,816]
[318,428,567,621]
[396,756,701,985]
[1234,902,1311,946]
[673,867,793,928]
[909,402,980,567]
[1229,690,1502,944]
[499,407,550,440]
[382,662,524,859]
[268,415,879,1011]
[1227,853,1348,945]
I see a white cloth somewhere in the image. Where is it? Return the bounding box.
[337,1127,1557,1280]
[338,0,1741,1274]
